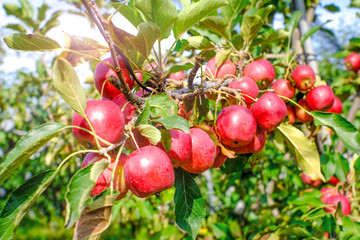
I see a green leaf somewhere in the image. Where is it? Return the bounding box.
[189,96,211,125]
[37,3,49,23]
[112,3,144,27]
[167,63,194,74]
[53,58,87,116]
[0,123,66,185]
[240,12,263,48]
[108,20,145,68]
[256,29,289,46]
[198,16,231,40]
[130,22,160,58]
[350,37,360,47]
[136,124,161,145]
[186,36,214,50]
[173,39,189,52]
[65,159,109,228]
[330,50,351,58]
[334,153,350,181]
[153,116,190,133]
[300,20,331,45]
[285,11,302,36]
[135,0,178,40]
[3,3,22,19]
[135,101,151,126]
[148,93,178,118]
[220,0,249,28]
[277,123,325,181]
[174,168,205,240]
[4,24,26,33]
[0,170,56,239]
[19,0,34,19]
[3,33,61,51]
[160,128,172,152]
[324,4,340,12]
[173,0,229,38]
[320,154,336,181]
[40,10,64,35]
[311,111,360,156]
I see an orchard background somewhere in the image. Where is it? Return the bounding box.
[1,0,360,239]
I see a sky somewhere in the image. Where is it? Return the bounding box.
[0,0,359,80]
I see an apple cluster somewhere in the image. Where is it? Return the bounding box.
[70,53,344,200]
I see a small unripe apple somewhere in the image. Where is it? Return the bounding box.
[320,187,338,204]
[181,128,216,174]
[327,96,343,114]
[345,52,360,71]
[291,65,316,91]
[157,129,192,167]
[243,59,275,88]
[325,194,351,215]
[72,100,125,148]
[328,176,340,186]
[232,128,267,154]
[82,152,128,199]
[295,99,313,123]
[271,79,295,101]
[286,105,296,124]
[123,146,174,198]
[94,56,134,99]
[301,172,321,187]
[169,71,186,81]
[205,57,237,79]
[306,85,335,111]
[216,105,257,148]
[251,92,287,132]
[228,76,259,104]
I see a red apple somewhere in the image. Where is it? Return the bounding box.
[251,92,287,132]
[178,104,192,120]
[232,128,267,154]
[306,85,335,111]
[181,128,216,174]
[301,172,321,187]
[328,176,340,186]
[325,194,351,215]
[216,105,257,148]
[345,53,360,71]
[205,57,237,79]
[243,59,275,88]
[94,56,134,99]
[286,105,296,124]
[72,100,125,148]
[112,94,136,124]
[320,187,338,204]
[169,71,186,81]
[123,146,174,198]
[295,99,313,123]
[124,128,151,150]
[291,65,316,91]
[157,129,192,167]
[211,152,228,168]
[327,96,343,114]
[271,79,295,101]
[82,152,128,199]
[228,76,259,104]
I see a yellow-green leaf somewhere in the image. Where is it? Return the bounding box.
[277,123,325,181]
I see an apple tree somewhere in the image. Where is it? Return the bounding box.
[1,0,360,239]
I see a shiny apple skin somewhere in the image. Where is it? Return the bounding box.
[228,76,259,104]
[325,194,351,215]
[243,59,275,88]
[251,92,287,132]
[295,99,313,123]
[232,128,267,154]
[205,57,237,79]
[345,52,360,71]
[271,79,295,101]
[216,105,257,148]
[72,100,125,149]
[123,146,175,198]
[181,128,216,174]
[306,85,335,111]
[327,96,343,114]
[291,65,316,91]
